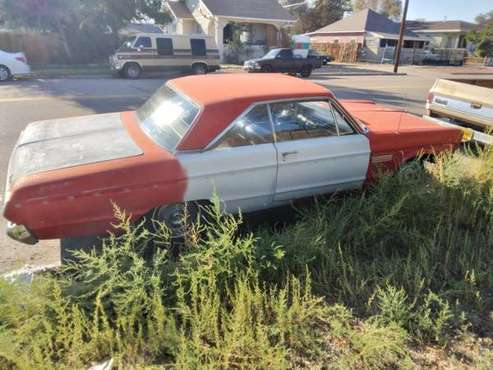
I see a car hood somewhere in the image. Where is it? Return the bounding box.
[7,112,143,187]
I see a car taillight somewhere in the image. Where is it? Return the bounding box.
[427,92,434,103]
[15,56,27,64]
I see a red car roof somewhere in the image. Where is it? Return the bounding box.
[171,74,333,150]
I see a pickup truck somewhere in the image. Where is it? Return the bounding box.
[426,78,493,131]
[244,48,322,78]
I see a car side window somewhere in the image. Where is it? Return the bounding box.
[135,37,152,49]
[270,100,338,142]
[278,49,293,59]
[157,38,173,56]
[215,105,273,149]
[331,103,356,135]
[191,39,206,56]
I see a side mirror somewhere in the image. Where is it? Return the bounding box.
[125,41,132,48]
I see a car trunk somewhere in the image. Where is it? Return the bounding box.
[7,112,143,188]
[340,100,463,152]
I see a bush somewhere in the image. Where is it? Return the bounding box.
[1,147,493,368]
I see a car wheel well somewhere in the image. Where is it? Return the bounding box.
[192,62,208,74]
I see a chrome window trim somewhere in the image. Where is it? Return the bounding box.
[329,98,364,135]
[204,96,331,151]
[269,99,342,140]
[205,103,275,151]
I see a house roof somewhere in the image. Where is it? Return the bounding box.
[166,1,193,19]
[308,8,417,37]
[201,0,296,22]
[406,20,476,32]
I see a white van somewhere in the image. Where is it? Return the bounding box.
[110,33,221,79]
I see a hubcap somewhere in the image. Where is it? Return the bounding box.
[0,67,9,81]
[128,66,139,78]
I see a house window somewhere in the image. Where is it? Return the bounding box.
[157,38,173,56]
[379,39,397,48]
[191,38,206,56]
[135,36,152,48]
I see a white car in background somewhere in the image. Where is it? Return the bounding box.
[0,49,31,82]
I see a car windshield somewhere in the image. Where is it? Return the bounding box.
[118,36,136,50]
[136,85,200,151]
[263,49,280,59]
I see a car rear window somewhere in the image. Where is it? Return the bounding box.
[137,85,200,151]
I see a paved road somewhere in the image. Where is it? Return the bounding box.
[0,65,488,272]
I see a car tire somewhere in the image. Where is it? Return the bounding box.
[123,63,142,79]
[192,63,208,75]
[299,65,312,78]
[151,202,201,240]
[0,65,11,82]
[261,65,272,73]
[60,235,102,264]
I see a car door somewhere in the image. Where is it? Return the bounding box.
[276,49,294,72]
[177,104,278,213]
[270,99,370,202]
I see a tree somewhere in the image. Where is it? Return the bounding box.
[475,10,493,25]
[467,18,493,57]
[352,0,402,21]
[0,0,171,62]
[293,0,352,33]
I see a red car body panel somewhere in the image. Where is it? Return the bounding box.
[173,74,333,150]
[340,100,462,178]
[4,112,187,239]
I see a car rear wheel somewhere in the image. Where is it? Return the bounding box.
[0,65,11,82]
[192,63,208,75]
[299,65,312,78]
[123,63,142,79]
[151,202,201,240]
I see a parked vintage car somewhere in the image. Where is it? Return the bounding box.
[244,48,322,77]
[426,78,493,131]
[110,33,220,79]
[4,74,467,249]
[0,49,31,82]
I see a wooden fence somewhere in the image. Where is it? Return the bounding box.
[0,31,64,64]
[311,42,360,63]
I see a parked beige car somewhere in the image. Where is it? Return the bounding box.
[426,79,493,131]
[110,33,220,79]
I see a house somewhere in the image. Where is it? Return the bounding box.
[306,9,426,63]
[163,0,296,62]
[406,20,476,51]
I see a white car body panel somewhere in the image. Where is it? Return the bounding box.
[0,49,31,78]
[178,143,278,213]
[178,135,370,213]
[274,134,370,202]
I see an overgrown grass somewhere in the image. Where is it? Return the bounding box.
[1,146,493,369]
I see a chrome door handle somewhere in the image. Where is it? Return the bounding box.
[471,103,482,109]
[281,151,298,159]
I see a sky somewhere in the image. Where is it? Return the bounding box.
[406,0,492,22]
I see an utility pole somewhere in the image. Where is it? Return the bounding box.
[394,0,410,73]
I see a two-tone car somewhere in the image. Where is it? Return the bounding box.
[3,74,466,253]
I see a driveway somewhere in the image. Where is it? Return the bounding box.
[1,65,491,272]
